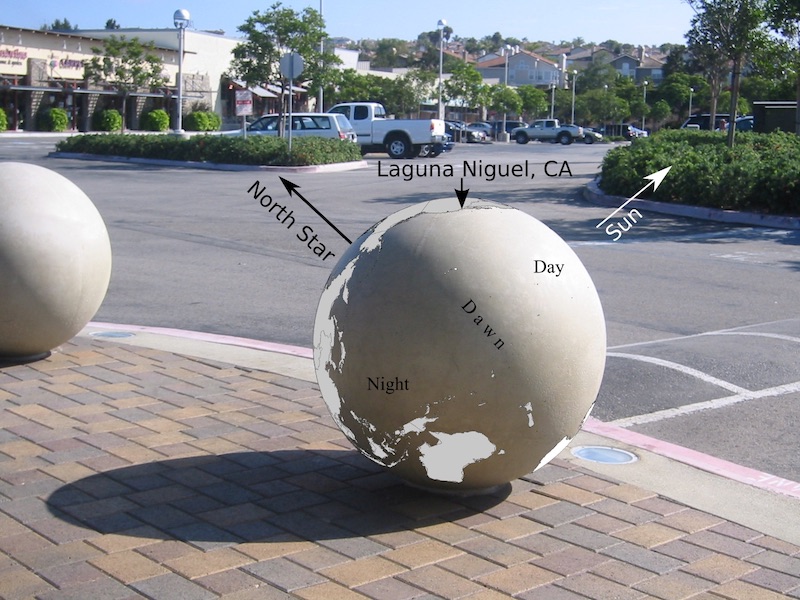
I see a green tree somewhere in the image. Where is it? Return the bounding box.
[105,19,120,30]
[650,99,672,128]
[687,0,768,146]
[489,84,522,117]
[231,2,340,114]
[516,84,548,120]
[84,35,167,131]
[443,62,485,110]
[394,69,436,117]
[41,18,78,31]
[766,0,800,133]
[372,38,410,69]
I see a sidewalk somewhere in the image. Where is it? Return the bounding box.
[0,327,798,600]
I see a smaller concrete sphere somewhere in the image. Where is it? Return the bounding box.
[0,162,112,358]
[314,198,606,492]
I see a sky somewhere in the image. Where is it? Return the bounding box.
[7,0,696,47]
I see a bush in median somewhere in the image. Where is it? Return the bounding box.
[141,109,170,132]
[600,130,800,216]
[55,133,363,167]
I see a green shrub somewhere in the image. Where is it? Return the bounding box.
[38,107,69,132]
[0,108,7,132]
[141,109,170,131]
[599,130,800,216]
[183,111,222,131]
[93,109,123,132]
[55,134,363,167]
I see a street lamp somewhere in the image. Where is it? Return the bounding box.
[173,8,190,133]
[688,86,694,119]
[318,0,324,111]
[502,44,511,142]
[642,80,648,131]
[437,18,446,121]
[549,82,556,119]
[603,84,608,132]
[570,69,579,125]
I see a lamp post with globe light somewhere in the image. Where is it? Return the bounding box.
[173,9,190,133]
[437,19,446,121]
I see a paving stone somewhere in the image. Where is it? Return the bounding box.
[589,559,656,586]
[653,539,716,563]
[708,522,764,542]
[383,539,464,569]
[524,501,596,527]
[745,548,800,575]
[293,581,371,599]
[518,585,594,600]
[600,542,685,574]
[658,510,725,534]
[532,545,612,576]
[90,550,171,584]
[131,573,217,599]
[680,553,759,583]
[193,569,265,596]
[633,570,715,599]
[285,546,351,572]
[472,515,547,541]
[543,522,624,551]
[396,565,485,599]
[455,535,537,567]
[590,498,659,525]
[684,530,765,559]
[320,556,408,587]
[741,567,800,593]
[476,562,561,595]
[612,522,685,549]
[535,482,605,506]
[437,553,503,579]
[511,531,572,556]
[710,580,791,599]
[164,547,253,579]
[355,577,429,600]
[554,572,648,600]
[243,557,327,591]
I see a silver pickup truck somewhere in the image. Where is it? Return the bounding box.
[512,119,584,145]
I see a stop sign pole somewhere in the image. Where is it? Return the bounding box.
[279,53,304,153]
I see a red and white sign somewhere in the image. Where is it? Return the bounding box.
[234,90,253,117]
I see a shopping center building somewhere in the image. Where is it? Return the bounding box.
[0,24,291,131]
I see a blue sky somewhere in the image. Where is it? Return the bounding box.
[8,0,696,46]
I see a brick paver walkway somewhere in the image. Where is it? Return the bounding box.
[1,336,799,599]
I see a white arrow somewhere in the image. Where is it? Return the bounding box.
[596,166,672,228]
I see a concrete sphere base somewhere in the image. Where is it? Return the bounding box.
[314,198,606,492]
[0,162,112,359]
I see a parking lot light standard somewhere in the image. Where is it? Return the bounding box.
[173,8,190,134]
[437,19,446,121]
[643,80,648,132]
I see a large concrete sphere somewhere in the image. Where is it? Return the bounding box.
[0,162,112,358]
[314,198,606,492]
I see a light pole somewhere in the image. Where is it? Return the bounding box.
[549,82,556,119]
[603,84,608,132]
[318,0,324,111]
[642,80,648,131]
[173,9,190,133]
[570,69,578,124]
[688,86,694,120]
[437,18,446,121]
[502,44,511,141]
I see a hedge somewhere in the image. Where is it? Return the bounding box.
[600,130,800,216]
[55,133,363,167]
[0,108,7,132]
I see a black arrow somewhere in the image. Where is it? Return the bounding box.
[455,177,470,208]
[279,177,352,245]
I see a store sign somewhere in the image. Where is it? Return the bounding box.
[235,90,253,117]
[0,47,27,69]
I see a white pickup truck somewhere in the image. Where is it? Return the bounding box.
[511,119,584,145]
[328,102,447,158]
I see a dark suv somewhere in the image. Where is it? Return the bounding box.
[681,114,731,130]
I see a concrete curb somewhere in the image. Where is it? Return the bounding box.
[48,151,369,173]
[584,177,800,230]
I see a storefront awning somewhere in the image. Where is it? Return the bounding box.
[232,79,278,98]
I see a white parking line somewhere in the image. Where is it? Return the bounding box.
[610,379,800,428]
[607,352,750,395]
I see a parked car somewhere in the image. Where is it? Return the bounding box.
[596,123,641,140]
[511,119,583,145]
[628,125,648,138]
[734,115,754,131]
[445,121,486,143]
[222,112,357,142]
[491,120,528,137]
[681,113,731,131]
[467,122,493,137]
[582,127,603,144]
